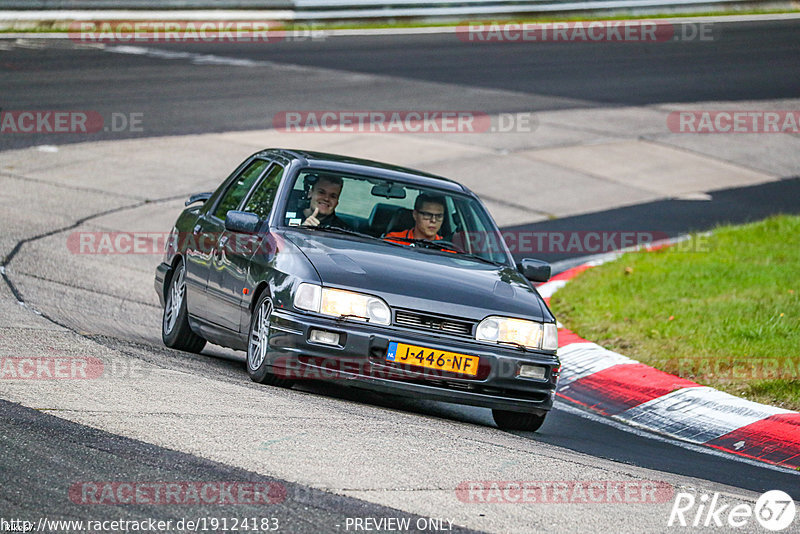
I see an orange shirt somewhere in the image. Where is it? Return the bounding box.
[384,228,441,245]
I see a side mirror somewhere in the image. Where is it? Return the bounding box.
[185,192,212,206]
[517,258,551,282]
[225,211,261,234]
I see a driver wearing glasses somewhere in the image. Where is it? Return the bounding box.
[385,193,446,243]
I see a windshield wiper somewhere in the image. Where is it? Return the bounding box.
[386,237,506,266]
[385,236,460,252]
[452,252,506,267]
[302,225,378,241]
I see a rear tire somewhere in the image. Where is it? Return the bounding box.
[162,259,206,354]
[492,409,547,432]
[247,292,294,388]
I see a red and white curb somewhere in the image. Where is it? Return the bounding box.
[539,242,800,471]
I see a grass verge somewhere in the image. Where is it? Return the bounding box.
[550,215,800,411]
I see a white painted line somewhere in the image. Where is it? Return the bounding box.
[557,342,638,386]
[3,5,792,21]
[618,386,794,443]
[104,45,275,69]
[555,399,800,475]
[536,279,567,299]
[0,10,296,22]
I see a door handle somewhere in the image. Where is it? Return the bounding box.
[193,224,202,235]
[219,235,229,247]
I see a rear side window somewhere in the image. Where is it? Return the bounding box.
[213,159,269,220]
[243,164,284,220]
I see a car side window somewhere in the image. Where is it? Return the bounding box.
[243,164,284,220]
[457,199,507,263]
[212,159,270,220]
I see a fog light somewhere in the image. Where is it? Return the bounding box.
[309,330,340,346]
[518,364,547,380]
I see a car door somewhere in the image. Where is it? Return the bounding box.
[189,157,271,326]
[205,161,282,331]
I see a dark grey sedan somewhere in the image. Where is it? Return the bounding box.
[155,149,560,431]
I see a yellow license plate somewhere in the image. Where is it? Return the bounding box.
[386,342,479,376]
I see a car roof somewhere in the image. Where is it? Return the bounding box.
[255,148,471,194]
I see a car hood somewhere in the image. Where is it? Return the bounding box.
[282,229,551,322]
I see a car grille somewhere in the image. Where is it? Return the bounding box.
[394,310,475,337]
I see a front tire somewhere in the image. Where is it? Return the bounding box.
[492,409,547,432]
[162,259,206,353]
[247,292,294,388]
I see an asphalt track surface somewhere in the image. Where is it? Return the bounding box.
[1,19,798,150]
[1,18,800,532]
[2,399,476,534]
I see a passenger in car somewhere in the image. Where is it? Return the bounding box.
[385,194,446,242]
[300,175,350,229]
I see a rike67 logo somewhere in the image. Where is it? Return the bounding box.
[668,490,796,531]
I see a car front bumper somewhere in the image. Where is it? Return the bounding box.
[265,309,559,413]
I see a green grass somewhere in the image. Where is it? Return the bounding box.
[550,215,800,411]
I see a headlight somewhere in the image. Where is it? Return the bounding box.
[293,283,391,325]
[476,316,558,351]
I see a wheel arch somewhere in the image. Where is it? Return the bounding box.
[250,281,272,313]
[162,254,185,303]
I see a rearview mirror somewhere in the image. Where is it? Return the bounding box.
[224,211,261,234]
[371,183,406,199]
[517,258,551,283]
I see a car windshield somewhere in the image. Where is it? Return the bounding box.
[280,169,513,266]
